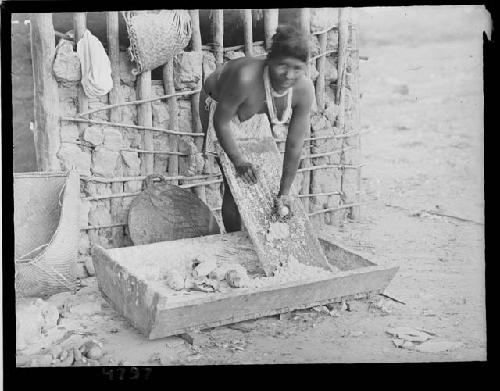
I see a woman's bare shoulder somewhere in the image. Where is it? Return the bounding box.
[225,57,265,86]
[216,59,263,105]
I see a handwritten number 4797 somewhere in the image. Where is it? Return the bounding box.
[102,367,152,380]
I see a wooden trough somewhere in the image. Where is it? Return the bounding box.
[92,232,398,339]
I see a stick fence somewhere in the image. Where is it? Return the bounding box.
[31,8,363,254]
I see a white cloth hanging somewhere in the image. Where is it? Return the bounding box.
[76,30,113,98]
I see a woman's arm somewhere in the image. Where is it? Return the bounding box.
[213,67,258,183]
[278,78,315,197]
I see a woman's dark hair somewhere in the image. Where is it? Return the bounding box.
[268,24,310,63]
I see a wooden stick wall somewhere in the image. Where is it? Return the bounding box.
[30,9,363,246]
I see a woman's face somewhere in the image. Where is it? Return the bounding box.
[268,56,307,91]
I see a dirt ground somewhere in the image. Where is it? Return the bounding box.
[15,10,487,365]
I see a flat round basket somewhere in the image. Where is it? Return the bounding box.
[14,170,81,299]
[123,10,192,75]
[128,175,220,245]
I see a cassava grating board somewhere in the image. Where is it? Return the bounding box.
[217,114,335,276]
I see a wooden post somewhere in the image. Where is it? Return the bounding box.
[299,8,311,212]
[74,13,96,250]
[189,9,202,148]
[350,12,361,133]
[30,13,60,171]
[213,10,224,65]
[315,33,327,111]
[299,8,311,78]
[189,10,206,202]
[107,11,124,247]
[163,59,179,185]
[263,9,279,51]
[137,71,154,175]
[243,9,253,56]
[347,11,361,220]
[209,9,224,213]
[73,13,88,134]
[107,12,122,124]
[336,9,349,108]
[310,31,327,225]
[337,8,349,219]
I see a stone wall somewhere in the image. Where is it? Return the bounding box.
[21,12,360,277]
[52,39,226,277]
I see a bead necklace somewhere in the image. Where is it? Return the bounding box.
[263,65,293,125]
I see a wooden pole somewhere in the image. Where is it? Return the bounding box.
[73,13,88,134]
[163,59,179,186]
[137,71,154,175]
[311,32,327,222]
[299,8,311,78]
[30,13,60,171]
[61,116,204,137]
[347,11,362,220]
[81,178,224,201]
[81,173,221,183]
[107,11,124,247]
[336,9,349,107]
[243,9,253,56]
[213,10,224,65]
[337,8,349,220]
[189,9,207,202]
[298,8,311,212]
[297,163,361,173]
[211,9,224,210]
[202,41,264,53]
[73,13,95,250]
[79,202,362,230]
[189,10,202,143]
[315,33,327,111]
[75,90,199,118]
[190,10,203,53]
[308,202,364,216]
[263,9,279,51]
[107,12,122,124]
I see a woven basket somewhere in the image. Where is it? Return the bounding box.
[14,170,81,298]
[128,174,220,245]
[123,10,192,75]
[310,8,338,34]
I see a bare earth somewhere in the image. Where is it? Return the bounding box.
[16,37,486,366]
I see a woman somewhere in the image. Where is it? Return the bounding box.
[199,24,314,233]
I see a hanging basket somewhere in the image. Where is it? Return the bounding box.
[310,8,338,35]
[123,9,192,75]
[14,170,81,298]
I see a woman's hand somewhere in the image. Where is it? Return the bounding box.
[274,194,296,217]
[234,161,258,184]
